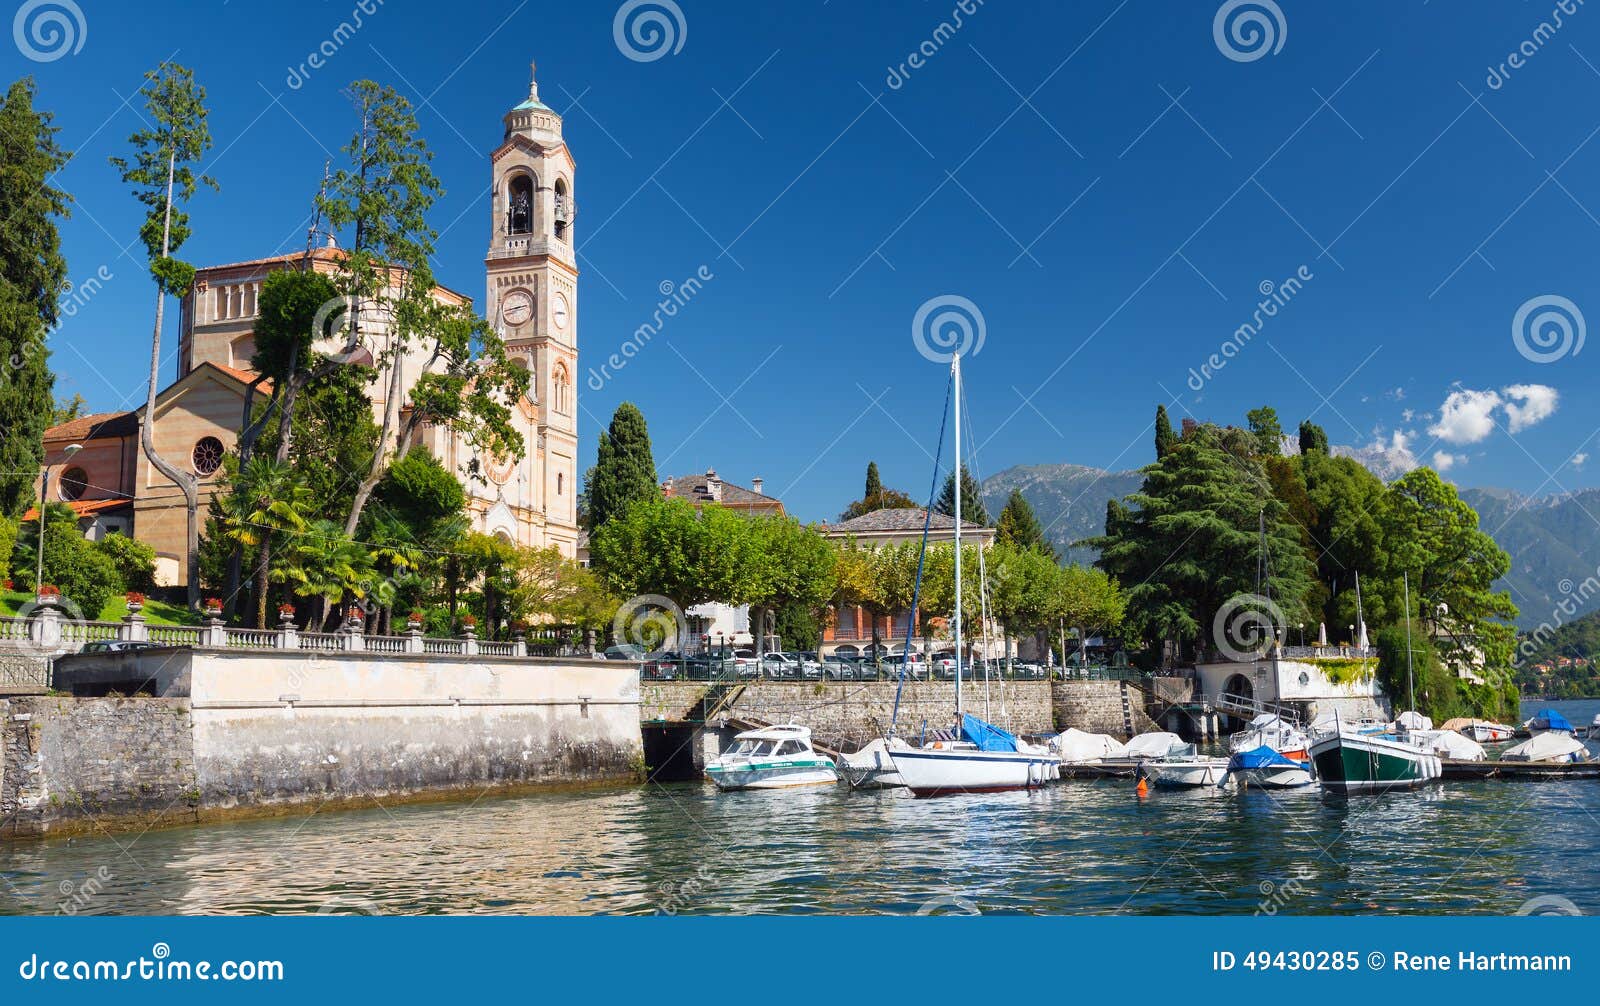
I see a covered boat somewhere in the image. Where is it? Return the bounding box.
[1143,756,1229,788]
[1122,732,1188,760]
[704,725,838,790]
[1414,729,1486,762]
[1525,709,1576,734]
[1502,731,1590,764]
[1441,717,1515,743]
[1224,745,1315,788]
[1048,728,1127,764]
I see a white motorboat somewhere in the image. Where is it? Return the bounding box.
[838,736,908,789]
[1411,729,1487,762]
[1229,713,1312,760]
[1048,728,1126,765]
[1143,756,1229,788]
[1465,720,1515,743]
[704,725,837,791]
[884,354,1056,797]
[1502,731,1590,764]
[1224,745,1316,788]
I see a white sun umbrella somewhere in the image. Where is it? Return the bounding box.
[1317,622,1328,646]
[1358,621,1369,649]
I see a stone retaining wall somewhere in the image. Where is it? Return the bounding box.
[1050,681,1158,738]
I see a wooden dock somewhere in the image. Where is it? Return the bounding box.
[1441,759,1600,781]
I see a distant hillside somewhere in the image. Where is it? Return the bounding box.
[1458,487,1600,629]
[981,463,1143,566]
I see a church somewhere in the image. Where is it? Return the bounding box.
[34,63,581,586]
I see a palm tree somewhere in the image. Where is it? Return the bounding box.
[275,519,374,631]
[223,456,311,627]
[364,511,422,634]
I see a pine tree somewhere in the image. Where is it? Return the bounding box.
[1298,419,1329,455]
[1246,405,1284,456]
[588,402,658,532]
[995,489,1055,559]
[864,461,883,499]
[934,463,990,526]
[1154,404,1177,460]
[0,78,69,518]
[1090,430,1314,661]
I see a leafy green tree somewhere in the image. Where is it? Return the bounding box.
[0,78,69,518]
[589,497,720,614]
[1246,406,1284,456]
[222,456,312,627]
[1154,404,1177,460]
[742,516,837,652]
[1298,419,1329,455]
[317,81,528,538]
[838,487,918,521]
[93,534,157,595]
[995,489,1054,558]
[934,464,990,526]
[110,62,218,609]
[372,447,464,539]
[12,503,122,617]
[0,515,17,585]
[51,394,86,426]
[274,518,375,630]
[588,402,658,534]
[1091,431,1313,663]
[986,541,1060,664]
[1300,450,1387,628]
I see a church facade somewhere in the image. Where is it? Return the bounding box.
[34,63,581,585]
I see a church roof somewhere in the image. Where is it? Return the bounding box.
[511,97,553,112]
[44,410,139,443]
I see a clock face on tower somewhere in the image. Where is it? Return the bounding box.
[500,289,533,327]
[552,292,570,332]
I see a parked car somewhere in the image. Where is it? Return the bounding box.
[761,651,800,678]
[730,650,760,678]
[794,652,823,679]
[80,640,158,654]
[642,652,683,680]
[820,656,856,681]
[603,643,646,661]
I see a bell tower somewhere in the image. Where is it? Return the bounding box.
[485,60,579,551]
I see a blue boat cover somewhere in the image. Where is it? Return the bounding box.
[1228,746,1300,771]
[1531,709,1575,733]
[960,714,1019,752]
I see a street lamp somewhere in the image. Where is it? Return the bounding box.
[36,443,82,592]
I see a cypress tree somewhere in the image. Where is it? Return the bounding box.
[864,461,883,499]
[1298,419,1329,455]
[996,489,1055,559]
[588,402,659,531]
[1154,404,1177,459]
[934,463,990,526]
[0,78,69,518]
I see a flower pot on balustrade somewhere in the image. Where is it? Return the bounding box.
[277,608,299,650]
[342,608,366,651]
[460,620,479,656]
[512,626,528,658]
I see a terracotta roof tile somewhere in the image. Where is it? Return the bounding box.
[44,411,138,442]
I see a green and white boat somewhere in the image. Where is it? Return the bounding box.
[705,725,838,791]
[1309,718,1442,793]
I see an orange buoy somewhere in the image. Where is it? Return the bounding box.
[1136,777,1149,797]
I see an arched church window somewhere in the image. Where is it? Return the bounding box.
[59,466,88,502]
[192,436,224,477]
[553,178,570,241]
[552,365,569,414]
[508,174,535,235]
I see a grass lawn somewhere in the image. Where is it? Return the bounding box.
[0,591,199,625]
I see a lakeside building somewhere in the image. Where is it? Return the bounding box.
[819,507,999,660]
[33,62,581,584]
[666,469,783,649]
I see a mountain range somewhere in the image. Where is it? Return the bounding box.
[981,466,1600,630]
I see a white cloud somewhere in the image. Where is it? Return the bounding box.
[1333,429,1418,480]
[1432,450,1461,472]
[1428,389,1501,445]
[1573,452,1589,470]
[1501,383,1559,433]
[1401,408,1415,423]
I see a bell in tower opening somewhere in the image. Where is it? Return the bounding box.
[508,174,534,235]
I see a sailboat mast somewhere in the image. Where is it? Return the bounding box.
[952,353,963,720]
[1403,571,1415,711]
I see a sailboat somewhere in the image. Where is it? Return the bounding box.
[887,353,1058,797]
[1308,573,1442,792]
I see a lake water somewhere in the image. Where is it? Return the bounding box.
[3,700,1597,916]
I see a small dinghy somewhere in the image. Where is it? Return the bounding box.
[1224,745,1316,789]
[839,736,909,789]
[1143,755,1230,788]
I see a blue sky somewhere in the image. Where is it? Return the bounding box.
[15,0,1600,522]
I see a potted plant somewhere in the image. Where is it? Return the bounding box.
[406,610,425,631]
[37,584,61,606]
[460,614,478,633]
[124,591,146,614]
[202,597,223,618]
